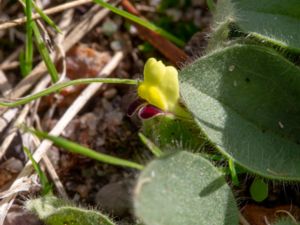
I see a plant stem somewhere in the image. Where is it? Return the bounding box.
[31,21,59,83]
[24,0,33,75]
[93,0,185,47]
[0,78,138,107]
[28,128,144,170]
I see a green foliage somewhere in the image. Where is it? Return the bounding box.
[0,78,137,107]
[26,196,115,225]
[27,128,143,170]
[23,147,52,195]
[228,159,239,186]
[19,50,28,77]
[31,22,59,83]
[138,132,163,157]
[249,178,268,202]
[180,44,300,181]
[142,116,207,152]
[20,0,61,33]
[134,151,239,225]
[21,0,60,82]
[23,0,33,76]
[92,0,185,47]
[214,0,300,52]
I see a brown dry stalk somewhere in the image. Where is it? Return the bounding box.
[0,0,92,31]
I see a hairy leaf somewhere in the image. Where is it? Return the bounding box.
[180,44,300,180]
[214,0,300,52]
[134,151,238,225]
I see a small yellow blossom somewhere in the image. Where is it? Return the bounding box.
[138,58,179,112]
[137,58,191,120]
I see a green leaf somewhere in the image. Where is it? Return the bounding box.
[142,116,207,151]
[24,0,34,76]
[21,0,61,33]
[92,0,185,47]
[26,196,115,225]
[180,44,300,181]
[27,127,143,170]
[215,0,300,52]
[23,147,52,195]
[134,151,239,225]
[249,178,268,202]
[31,21,59,83]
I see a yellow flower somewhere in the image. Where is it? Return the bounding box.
[138,58,179,112]
[136,58,191,120]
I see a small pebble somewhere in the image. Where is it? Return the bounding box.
[103,88,117,99]
[0,157,23,173]
[95,179,134,217]
[110,40,123,51]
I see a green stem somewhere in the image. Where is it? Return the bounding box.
[0,78,138,108]
[31,0,61,33]
[93,0,185,47]
[23,146,52,195]
[25,0,33,75]
[27,128,144,170]
[20,0,61,33]
[138,132,162,157]
[229,159,239,186]
[31,21,59,83]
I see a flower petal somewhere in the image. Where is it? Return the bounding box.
[138,105,164,120]
[160,65,179,111]
[127,98,147,117]
[144,58,165,85]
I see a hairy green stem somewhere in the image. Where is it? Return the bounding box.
[0,78,138,108]
[27,128,144,170]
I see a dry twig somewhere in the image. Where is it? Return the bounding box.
[239,212,251,225]
[0,0,93,31]
[0,52,123,225]
[4,4,110,101]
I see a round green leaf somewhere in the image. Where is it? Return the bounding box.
[134,151,238,225]
[180,44,300,181]
[249,178,268,202]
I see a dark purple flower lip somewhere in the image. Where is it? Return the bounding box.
[127,98,147,117]
[127,98,165,120]
[138,104,165,120]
